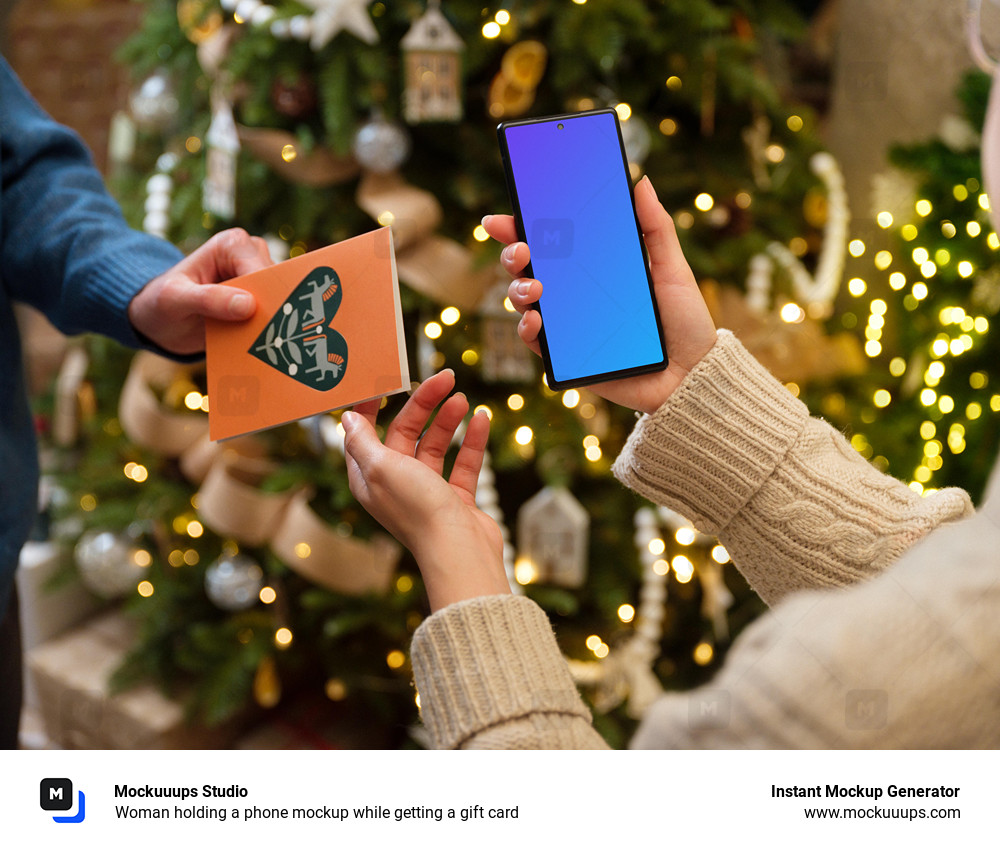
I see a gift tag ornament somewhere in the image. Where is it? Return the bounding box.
[249,266,349,391]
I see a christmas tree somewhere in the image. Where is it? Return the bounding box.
[811,70,999,504]
[49,0,841,747]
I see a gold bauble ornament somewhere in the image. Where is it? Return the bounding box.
[178,0,223,45]
[501,40,547,89]
[803,188,829,227]
[253,656,282,709]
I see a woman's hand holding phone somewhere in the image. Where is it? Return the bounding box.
[483,176,718,415]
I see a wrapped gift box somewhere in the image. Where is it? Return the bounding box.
[16,541,103,709]
[27,610,241,749]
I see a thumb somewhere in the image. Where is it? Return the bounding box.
[341,410,385,478]
[635,176,697,288]
[171,278,256,322]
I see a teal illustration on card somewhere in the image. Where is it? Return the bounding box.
[249,266,349,391]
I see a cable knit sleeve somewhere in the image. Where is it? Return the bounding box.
[612,330,974,605]
[410,595,608,749]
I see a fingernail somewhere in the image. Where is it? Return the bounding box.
[516,280,532,295]
[501,244,515,263]
[229,293,253,316]
[481,215,492,227]
[341,410,357,429]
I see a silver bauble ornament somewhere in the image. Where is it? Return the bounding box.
[75,530,145,598]
[129,70,179,131]
[204,554,264,611]
[352,116,411,173]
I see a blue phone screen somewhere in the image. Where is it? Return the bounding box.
[502,111,665,385]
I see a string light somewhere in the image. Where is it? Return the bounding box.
[675,527,696,546]
[693,642,714,665]
[617,604,635,623]
[137,581,154,597]
[780,302,805,323]
[672,555,694,583]
[514,557,537,584]
[711,545,730,564]
[274,627,293,648]
[514,425,533,445]
[386,650,406,669]
[507,393,524,410]
[259,586,277,604]
[440,306,460,325]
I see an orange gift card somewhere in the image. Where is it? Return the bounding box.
[206,227,409,441]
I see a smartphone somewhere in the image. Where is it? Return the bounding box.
[497,108,667,390]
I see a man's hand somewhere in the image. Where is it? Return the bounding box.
[128,228,272,355]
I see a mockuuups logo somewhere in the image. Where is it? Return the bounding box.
[40,778,86,823]
[250,265,348,392]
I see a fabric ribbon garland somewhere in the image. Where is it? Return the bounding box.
[117,352,401,595]
[356,171,497,310]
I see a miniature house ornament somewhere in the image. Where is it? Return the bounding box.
[203,89,240,220]
[479,279,535,383]
[401,0,464,123]
[516,486,589,588]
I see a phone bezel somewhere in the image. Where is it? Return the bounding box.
[497,107,668,390]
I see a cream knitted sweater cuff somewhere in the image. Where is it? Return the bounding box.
[410,595,595,749]
[612,329,808,534]
[612,330,974,603]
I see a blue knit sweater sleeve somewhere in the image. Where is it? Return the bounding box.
[0,56,183,342]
